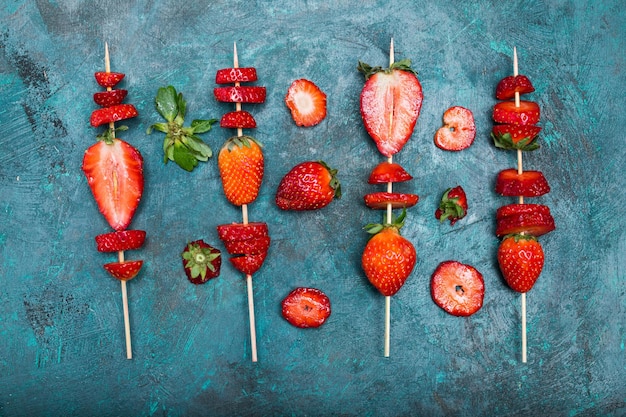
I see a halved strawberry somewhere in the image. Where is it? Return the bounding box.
[223,236,271,255]
[368,161,413,184]
[93,89,128,107]
[495,75,535,100]
[229,251,268,276]
[285,79,327,127]
[214,86,266,103]
[495,169,550,197]
[94,71,125,88]
[492,100,540,125]
[491,124,542,151]
[433,106,476,151]
[495,203,555,237]
[95,229,146,252]
[217,222,269,242]
[220,110,256,129]
[103,260,143,281]
[364,192,419,210]
[182,240,221,284]
[431,260,484,316]
[281,287,331,328]
[215,67,258,84]
[90,104,138,127]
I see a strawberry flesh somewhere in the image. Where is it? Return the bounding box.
[285,79,327,127]
[434,106,476,151]
[215,67,258,84]
[281,287,331,328]
[220,110,257,129]
[103,260,143,281]
[214,86,266,103]
[497,234,544,293]
[493,100,540,125]
[496,203,555,237]
[495,169,550,197]
[495,75,535,100]
[368,161,413,184]
[364,192,419,210]
[90,104,138,127]
[95,229,146,252]
[94,71,125,88]
[430,260,484,316]
[94,89,128,107]
[224,236,271,256]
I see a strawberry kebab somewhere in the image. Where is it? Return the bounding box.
[214,43,269,363]
[358,39,423,357]
[82,43,144,359]
[492,48,555,363]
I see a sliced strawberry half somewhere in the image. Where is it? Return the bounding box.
[216,222,269,242]
[496,203,555,237]
[229,251,268,276]
[94,71,125,88]
[285,79,327,127]
[93,89,128,107]
[223,236,271,256]
[495,75,535,100]
[433,106,476,151]
[492,124,542,151]
[95,229,146,252]
[368,161,413,184]
[493,100,540,125]
[214,86,266,103]
[90,104,138,127]
[364,192,419,210]
[431,260,484,316]
[215,67,258,84]
[220,110,257,129]
[281,287,331,328]
[495,169,550,197]
[103,260,143,281]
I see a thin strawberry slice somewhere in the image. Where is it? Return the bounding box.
[431,260,484,316]
[496,203,555,237]
[367,161,413,184]
[223,236,271,255]
[103,260,143,281]
[216,222,269,242]
[492,100,540,125]
[215,67,258,84]
[434,106,476,151]
[492,124,542,151]
[95,229,146,252]
[495,75,535,100]
[364,192,419,209]
[229,251,268,275]
[90,104,138,127]
[220,110,257,129]
[285,79,327,127]
[495,169,550,197]
[93,89,128,107]
[82,138,144,231]
[281,287,331,328]
[214,86,266,103]
[94,71,125,88]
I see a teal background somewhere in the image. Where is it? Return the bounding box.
[1,1,624,416]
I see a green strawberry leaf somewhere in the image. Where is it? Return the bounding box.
[173,143,198,172]
[191,118,217,134]
[155,86,178,122]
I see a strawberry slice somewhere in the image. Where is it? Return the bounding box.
[95,229,146,252]
[281,287,331,328]
[492,124,542,151]
[285,79,327,127]
[217,222,269,242]
[82,138,144,231]
[433,106,476,151]
[495,75,535,100]
[90,104,138,127]
[215,67,258,84]
[229,252,268,276]
[492,100,540,125]
[364,192,419,210]
[223,236,271,255]
[368,161,413,184]
[103,260,143,281]
[496,203,556,237]
[220,110,257,129]
[495,169,550,197]
[430,260,484,316]
[214,86,266,103]
[93,89,128,107]
[94,71,125,88]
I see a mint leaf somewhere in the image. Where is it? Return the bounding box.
[155,86,178,122]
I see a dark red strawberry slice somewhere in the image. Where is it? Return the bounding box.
[223,236,271,255]
[495,169,550,197]
[220,110,257,129]
[433,106,476,151]
[216,222,268,242]
[364,192,419,209]
[492,124,542,151]
[495,75,535,100]
[103,260,143,281]
[493,100,540,125]
[285,79,327,127]
[496,203,555,237]
[95,229,146,252]
[90,104,138,127]
[229,251,268,276]
[95,71,125,88]
[93,89,128,107]
[214,86,266,103]
[431,260,484,316]
[215,67,258,84]
[281,287,331,328]
[368,161,413,184]
[182,240,221,284]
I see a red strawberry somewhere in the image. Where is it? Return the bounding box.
[281,287,331,328]
[435,186,467,225]
[103,260,143,281]
[217,222,268,242]
[492,100,540,125]
[90,104,138,127]
[275,161,341,211]
[214,86,266,103]
[215,67,258,84]
[361,210,416,296]
[492,124,542,151]
[495,75,535,100]
[495,203,556,237]
[495,169,550,197]
[93,89,128,107]
[182,240,221,284]
[223,236,271,255]
[82,138,144,231]
[218,135,264,206]
[229,251,268,276]
[433,106,476,151]
[220,110,257,129]
[368,161,413,184]
[358,60,423,157]
[363,192,419,210]
[95,229,146,252]
[285,79,327,127]
[497,234,544,293]
[94,71,125,88]
[430,260,484,316]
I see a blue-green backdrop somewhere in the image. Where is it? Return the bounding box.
[0,1,624,416]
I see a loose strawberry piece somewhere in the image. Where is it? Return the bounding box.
[496,203,555,237]
[90,104,138,127]
[103,260,143,281]
[495,169,550,197]
[430,260,484,316]
[433,106,476,151]
[229,252,268,276]
[492,124,542,151]
[95,229,146,252]
[220,110,257,129]
[82,138,144,231]
[218,135,264,206]
[368,161,413,184]
[182,240,221,284]
[93,89,128,107]
[492,100,540,125]
[435,186,468,226]
[217,222,269,242]
[275,161,341,211]
[223,236,271,255]
[215,67,258,84]
[497,234,544,293]
[363,192,419,210]
[358,60,423,157]
[285,79,327,127]
[495,75,535,100]
[94,71,125,88]
[281,287,331,328]
[214,86,266,103]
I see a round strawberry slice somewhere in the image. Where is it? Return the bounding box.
[495,75,535,100]
[216,222,268,242]
[434,106,476,151]
[495,203,555,237]
[90,103,138,127]
[215,67,258,84]
[368,161,413,184]
[103,260,143,281]
[93,89,128,107]
[95,230,146,252]
[493,100,540,125]
[431,260,484,316]
[364,192,419,210]
[220,110,257,129]
[94,71,125,88]
[214,86,266,103]
[281,287,331,328]
[285,79,327,127]
[223,236,271,256]
[181,240,221,284]
[495,169,550,197]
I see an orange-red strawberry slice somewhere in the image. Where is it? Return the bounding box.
[90,104,138,127]
[364,192,419,210]
[220,110,257,129]
[103,259,143,281]
[285,79,327,127]
[95,229,146,252]
[217,222,269,242]
[281,287,331,328]
[434,106,476,151]
[229,252,268,276]
[431,260,484,316]
[495,169,550,197]
[215,67,258,84]
[214,86,266,103]
[94,71,125,88]
[367,161,413,184]
[223,236,271,256]
[495,203,555,237]
[495,75,535,100]
[93,89,128,107]
[492,100,540,125]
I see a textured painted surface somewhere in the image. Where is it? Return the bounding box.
[0,0,624,416]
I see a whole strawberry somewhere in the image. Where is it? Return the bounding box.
[497,234,544,293]
[275,161,341,211]
[435,186,467,225]
[218,135,264,206]
[182,240,222,285]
